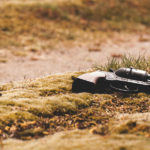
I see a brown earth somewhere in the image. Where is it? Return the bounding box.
[0,33,150,83]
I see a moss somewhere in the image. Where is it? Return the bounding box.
[115,121,137,134]
[1,111,37,122]
[28,106,53,118]
[16,127,45,140]
[99,93,150,113]
[90,124,109,136]
[0,83,14,91]
[39,88,65,96]
[0,55,150,149]
[0,70,102,139]
[3,130,150,150]
[114,120,150,137]
[0,65,150,140]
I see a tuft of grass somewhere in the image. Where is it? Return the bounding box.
[96,55,150,72]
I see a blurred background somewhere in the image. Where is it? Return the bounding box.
[0,0,150,83]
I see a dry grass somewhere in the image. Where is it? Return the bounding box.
[0,0,150,53]
[97,55,150,72]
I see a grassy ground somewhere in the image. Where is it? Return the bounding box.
[0,56,150,149]
[0,0,150,149]
[0,0,150,52]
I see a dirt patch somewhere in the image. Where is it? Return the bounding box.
[0,33,150,83]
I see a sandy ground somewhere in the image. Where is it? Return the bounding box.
[0,33,150,83]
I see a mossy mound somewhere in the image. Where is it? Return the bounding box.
[0,56,150,149]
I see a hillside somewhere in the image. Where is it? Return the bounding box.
[1,0,150,51]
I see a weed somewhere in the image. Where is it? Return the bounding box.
[96,55,150,72]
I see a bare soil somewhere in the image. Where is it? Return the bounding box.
[0,33,150,83]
